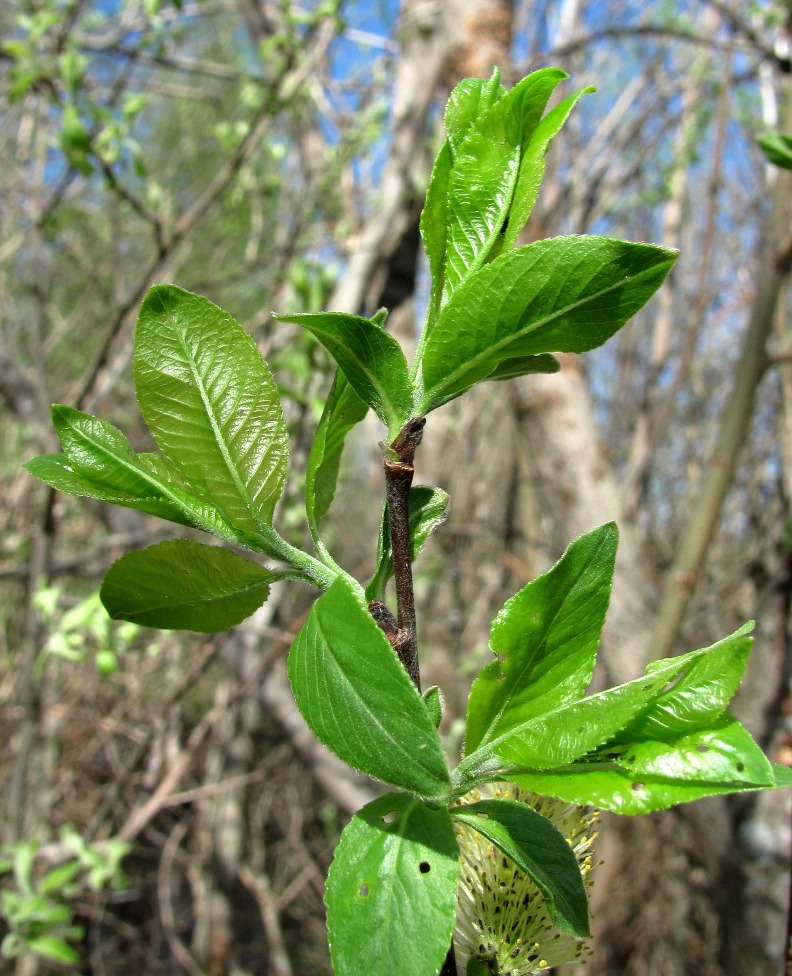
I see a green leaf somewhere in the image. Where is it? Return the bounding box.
[423,686,444,729]
[451,798,589,937]
[38,861,80,895]
[442,69,569,303]
[512,716,775,814]
[325,793,460,976]
[366,486,449,601]
[485,353,560,383]
[416,236,677,412]
[288,577,449,798]
[26,935,80,966]
[420,140,453,328]
[100,538,278,632]
[501,86,595,253]
[454,628,750,791]
[134,285,288,535]
[275,311,412,438]
[758,131,792,172]
[466,524,618,754]
[444,71,505,156]
[305,369,368,546]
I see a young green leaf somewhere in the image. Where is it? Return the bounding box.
[325,793,460,976]
[442,68,569,304]
[416,236,678,412]
[757,131,792,172]
[288,577,450,798]
[275,311,412,438]
[451,798,589,937]
[305,369,368,548]
[28,407,245,543]
[134,284,288,535]
[485,353,560,383]
[25,935,80,966]
[444,71,505,156]
[365,486,449,601]
[500,85,595,253]
[420,140,453,328]
[100,538,279,631]
[511,716,776,814]
[466,523,618,754]
[454,630,750,792]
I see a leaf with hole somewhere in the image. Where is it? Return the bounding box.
[325,793,460,976]
[134,285,288,535]
[466,523,617,754]
[100,538,279,631]
[451,797,589,937]
[288,577,449,798]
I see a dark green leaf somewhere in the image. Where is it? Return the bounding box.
[100,538,277,631]
[451,798,589,936]
[757,131,792,172]
[466,524,617,754]
[134,285,288,535]
[416,236,677,412]
[288,577,450,797]
[512,716,775,814]
[275,311,412,437]
[365,486,449,601]
[305,369,368,544]
[325,793,460,976]
[501,86,595,252]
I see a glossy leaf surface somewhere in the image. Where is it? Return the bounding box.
[276,311,412,437]
[451,798,589,936]
[325,793,459,976]
[442,68,568,303]
[455,628,752,789]
[305,369,368,544]
[101,538,277,631]
[417,237,677,412]
[134,285,288,534]
[466,523,617,754]
[512,717,776,814]
[288,578,449,797]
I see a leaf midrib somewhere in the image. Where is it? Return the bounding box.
[113,576,271,620]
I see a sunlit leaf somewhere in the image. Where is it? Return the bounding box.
[325,793,459,976]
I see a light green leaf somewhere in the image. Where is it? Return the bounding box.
[454,630,750,791]
[451,798,589,936]
[38,861,80,895]
[420,140,453,328]
[134,284,288,534]
[485,353,560,383]
[758,131,792,172]
[288,577,449,798]
[26,935,80,966]
[442,69,569,303]
[305,369,368,546]
[444,71,505,156]
[275,311,411,437]
[325,793,460,976]
[512,716,775,814]
[100,538,278,631]
[417,236,677,412]
[501,86,595,252]
[366,486,449,601]
[466,524,617,754]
